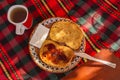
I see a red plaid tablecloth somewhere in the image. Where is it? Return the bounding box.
[0,0,120,80]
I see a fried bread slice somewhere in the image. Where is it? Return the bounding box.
[49,21,84,50]
[39,40,75,68]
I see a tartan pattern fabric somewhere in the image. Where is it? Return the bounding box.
[93,0,120,21]
[0,0,120,80]
[0,44,23,80]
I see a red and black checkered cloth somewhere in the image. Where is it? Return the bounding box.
[0,0,120,80]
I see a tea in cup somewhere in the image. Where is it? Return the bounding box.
[7,5,33,35]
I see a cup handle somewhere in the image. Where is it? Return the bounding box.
[16,24,26,35]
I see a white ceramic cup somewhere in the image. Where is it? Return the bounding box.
[7,5,32,35]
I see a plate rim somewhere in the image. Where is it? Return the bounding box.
[29,17,86,73]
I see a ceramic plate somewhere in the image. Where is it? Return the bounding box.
[29,17,86,73]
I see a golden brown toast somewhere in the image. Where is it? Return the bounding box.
[49,20,84,50]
